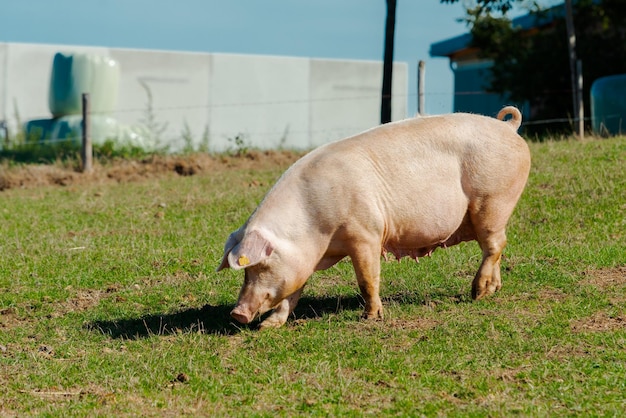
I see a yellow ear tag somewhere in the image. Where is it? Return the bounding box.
[238,255,250,267]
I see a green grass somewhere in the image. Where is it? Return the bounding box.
[1,136,625,416]
[0,139,155,165]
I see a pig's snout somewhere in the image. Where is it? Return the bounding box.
[230,305,254,324]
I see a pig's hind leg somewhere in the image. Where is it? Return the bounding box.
[258,287,305,330]
[471,229,506,300]
[469,200,510,300]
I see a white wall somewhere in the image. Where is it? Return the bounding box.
[109,48,212,150]
[309,58,406,148]
[0,42,408,152]
[208,53,311,151]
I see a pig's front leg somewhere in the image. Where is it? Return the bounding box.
[351,243,384,320]
[259,287,305,330]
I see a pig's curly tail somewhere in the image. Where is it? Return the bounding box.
[496,106,522,131]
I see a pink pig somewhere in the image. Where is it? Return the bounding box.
[217,107,531,329]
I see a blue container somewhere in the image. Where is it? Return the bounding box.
[591,74,626,135]
[24,117,81,145]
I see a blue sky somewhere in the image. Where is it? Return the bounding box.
[1,0,555,116]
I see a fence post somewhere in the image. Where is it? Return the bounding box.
[417,60,425,115]
[564,0,579,137]
[0,120,8,146]
[81,93,93,173]
[576,59,584,139]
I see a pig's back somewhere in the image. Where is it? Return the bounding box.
[293,112,528,246]
[252,112,529,248]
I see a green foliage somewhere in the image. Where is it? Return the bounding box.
[0,118,211,164]
[180,121,195,154]
[93,139,156,161]
[0,140,81,165]
[180,122,211,154]
[138,80,169,149]
[440,0,521,16]
[198,125,211,153]
[0,138,161,165]
[227,133,250,156]
[0,136,625,415]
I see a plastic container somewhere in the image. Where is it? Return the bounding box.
[590,74,626,135]
[48,53,120,117]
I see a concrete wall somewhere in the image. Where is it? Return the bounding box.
[0,42,408,152]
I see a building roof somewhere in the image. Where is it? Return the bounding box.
[430,5,563,58]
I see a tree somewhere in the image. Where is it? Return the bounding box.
[381,0,397,124]
[440,0,521,16]
[441,0,626,132]
[444,0,626,134]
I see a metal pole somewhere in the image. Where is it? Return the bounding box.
[577,59,584,139]
[380,0,396,124]
[564,0,578,133]
[81,93,93,173]
[418,60,425,115]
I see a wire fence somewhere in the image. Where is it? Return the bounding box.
[1,89,623,149]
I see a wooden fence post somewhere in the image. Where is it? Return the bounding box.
[81,93,93,173]
[576,59,584,139]
[417,60,425,115]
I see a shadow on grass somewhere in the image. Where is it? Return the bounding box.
[86,290,468,339]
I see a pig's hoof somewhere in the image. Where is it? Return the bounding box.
[362,309,384,320]
[258,318,285,330]
[471,284,498,300]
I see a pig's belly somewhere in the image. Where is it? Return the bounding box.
[381,190,469,260]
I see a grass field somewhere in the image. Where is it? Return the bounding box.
[0,136,624,416]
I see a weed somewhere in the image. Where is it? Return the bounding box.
[181,121,195,154]
[227,133,250,156]
[179,122,211,154]
[198,125,211,153]
[138,80,169,151]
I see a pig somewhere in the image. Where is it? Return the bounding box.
[217,106,531,329]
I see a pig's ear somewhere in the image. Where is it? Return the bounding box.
[226,230,274,270]
[216,231,241,272]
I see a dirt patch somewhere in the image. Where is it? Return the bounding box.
[580,266,626,290]
[571,267,626,333]
[385,317,441,331]
[0,289,108,330]
[0,164,79,190]
[537,286,569,301]
[497,287,569,327]
[0,150,303,191]
[0,307,25,330]
[570,310,626,333]
[580,266,626,304]
[62,289,106,314]
[492,365,533,383]
[545,341,595,360]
